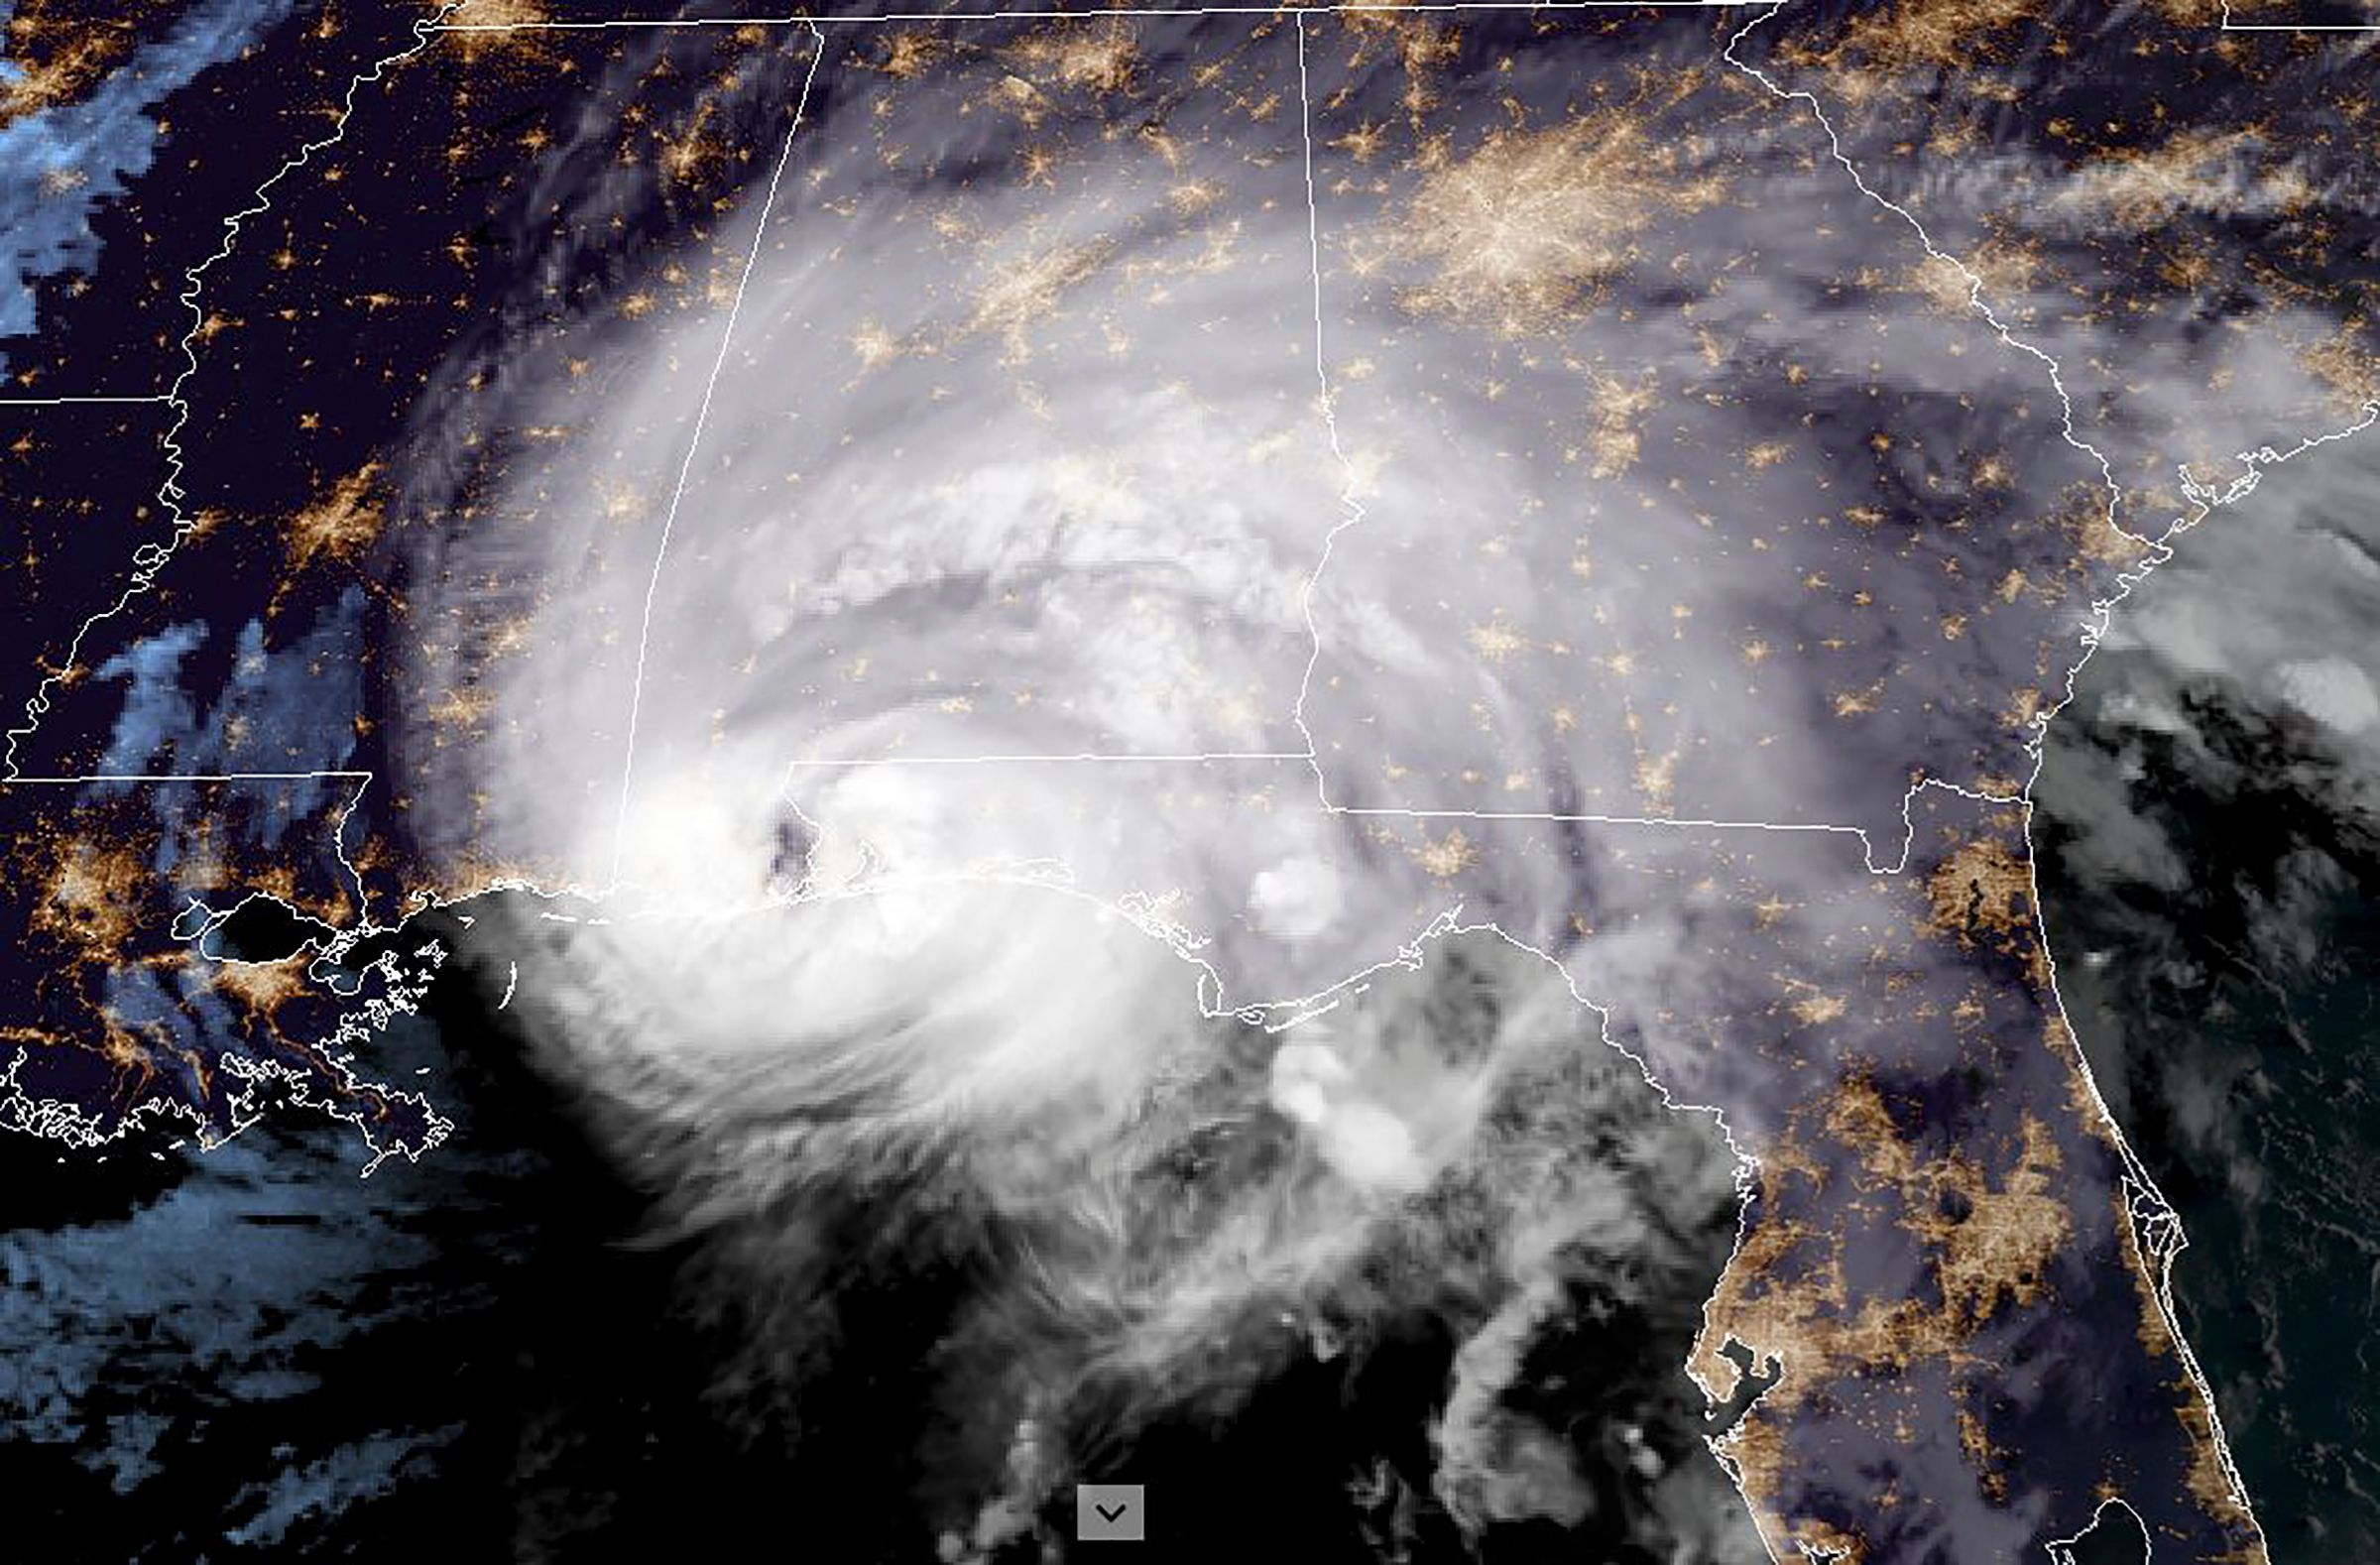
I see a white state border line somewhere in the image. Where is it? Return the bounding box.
[781,750,1311,765]
[754,8,1923,876]
[608,23,830,894]
[2217,0,2380,29]
[776,754,1888,828]
[427,0,2369,33]
[1,771,371,782]
[9,8,2356,1559]
[437,1,1754,31]
[0,396,176,407]
[0,0,2348,1534]
[761,0,2117,886]
[770,10,2350,1554]
[1720,4,2357,1557]
[2,767,383,930]
[0,3,463,782]
[9,3,2347,904]
[0,760,436,1174]
[1288,9,1370,813]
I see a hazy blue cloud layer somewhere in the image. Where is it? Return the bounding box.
[0,0,295,359]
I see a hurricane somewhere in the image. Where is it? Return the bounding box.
[326,7,2339,1559]
[353,17,1785,1559]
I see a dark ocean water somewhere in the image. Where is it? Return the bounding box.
[0,913,1078,1561]
[13,451,2377,1565]
[10,643,2374,1563]
[7,697,2370,1561]
[13,680,2374,1562]
[0,940,711,1563]
[2035,507,2380,1556]
[0,907,1749,1564]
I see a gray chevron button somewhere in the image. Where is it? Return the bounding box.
[1075,1483,1145,1542]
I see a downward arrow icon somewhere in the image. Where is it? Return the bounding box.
[1079,1484,1143,1538]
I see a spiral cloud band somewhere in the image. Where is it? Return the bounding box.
[361,9,2366,1560]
